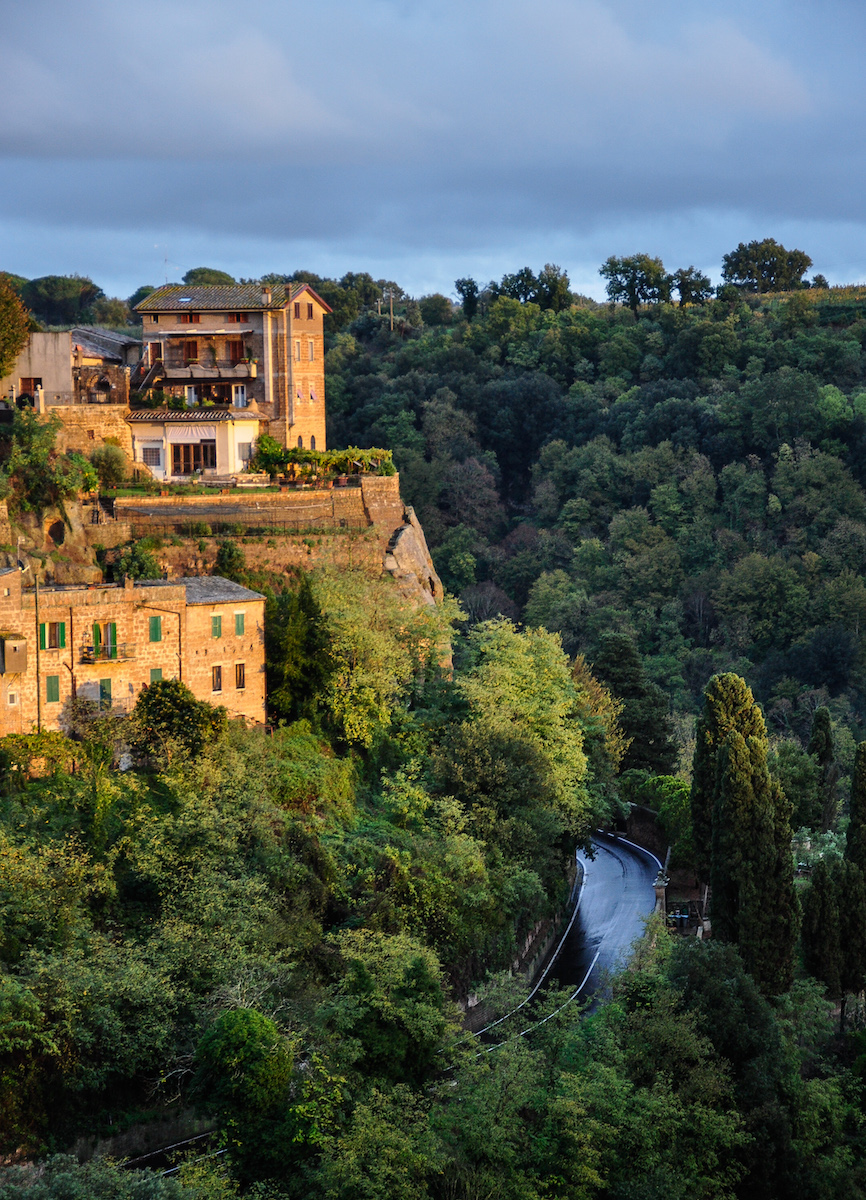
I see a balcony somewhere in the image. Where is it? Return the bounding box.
[79,642,137,664]
[153,362,257,383]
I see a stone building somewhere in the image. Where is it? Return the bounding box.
[0,328,142,409]
[126,407,263,482]
[0,569,266,735]
[133,282,330,453]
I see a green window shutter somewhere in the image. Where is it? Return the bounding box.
[92,623,101,654]
[149,615,162,643]
[58,622,66,649]
[39,623,46,650]
[235,612,245,636]
[109,623,117,660]
[46,675,60,703]
[212,615,222,638]
[150,667,163,683]
[99,678,111,706]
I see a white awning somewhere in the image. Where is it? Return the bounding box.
[166,424,218,443]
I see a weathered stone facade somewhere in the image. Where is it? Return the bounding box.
[0,570,266,735]
[135,283,329,453]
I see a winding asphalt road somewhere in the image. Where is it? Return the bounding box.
[548,833,661,1003]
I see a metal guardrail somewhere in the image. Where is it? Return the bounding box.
[79,642,137,663]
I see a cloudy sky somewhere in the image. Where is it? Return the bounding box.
[3,0,866,300]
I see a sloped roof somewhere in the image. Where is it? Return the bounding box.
[135,282,332,314]
[126,408,261,422]
[179,576,265,604]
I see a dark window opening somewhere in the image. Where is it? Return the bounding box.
[171,440,217,474]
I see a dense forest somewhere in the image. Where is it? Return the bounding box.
[6,259,866,1197]
[324,272,866,810]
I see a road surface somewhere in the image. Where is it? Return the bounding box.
[548,833,660,1003]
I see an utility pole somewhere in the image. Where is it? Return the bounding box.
[389,290,394,332]
[34,569,41,733]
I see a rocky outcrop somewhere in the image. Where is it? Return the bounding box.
[383,506,443,606]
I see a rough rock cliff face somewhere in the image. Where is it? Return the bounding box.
[383,506,443,606]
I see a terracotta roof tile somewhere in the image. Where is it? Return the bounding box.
[135,283,332,313]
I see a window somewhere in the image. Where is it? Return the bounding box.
[212,615,222,638]
[39,621,66,650]
[93,622,117,660]
[20,377,42,395]
[232,384,247,408]
[308,340,314,361]
[235,662,245,689]
[172,441,215,474]
[150,668,163,683]
[297,436,303,448]
[99,678,112,707]
[151,315,159,324]
[46,675,60,703]
[310,435,316,450]
[184,385,197,406]
[310,388,316,401]
[238,441,252,462]
[88,430,95,440]
[149,615,162,642]
[235,612,245,636]
[227,339,244,365]
[307,303,314,320]
[184,340,198,362]
[294,302,301,319]
[212,665,222,692]
[7,693,17,706]
[180,313,201,324]
[142,446,161,467]
[227,312,247,323]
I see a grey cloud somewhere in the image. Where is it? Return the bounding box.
[3,0,866,294]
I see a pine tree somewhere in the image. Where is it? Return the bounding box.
[847,741,866,873]
[691,674,766,881]
[592,633,676,774]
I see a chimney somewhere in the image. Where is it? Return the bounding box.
[261,285,272,304]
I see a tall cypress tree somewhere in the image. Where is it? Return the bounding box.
[801,859,843,1000]
[691,674,766,881]
[592,633,676,775]
[847,741,866,873]
[808,706,840,832]
[802,858,866,1030]
[696,675,797,994]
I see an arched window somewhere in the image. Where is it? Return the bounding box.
[297,436,303,448]
[310,435,316,450]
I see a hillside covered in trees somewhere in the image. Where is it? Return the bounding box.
[325,271,866,808]
[7,256,866,1198]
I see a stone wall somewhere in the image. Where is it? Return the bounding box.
[51,405,134,456]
